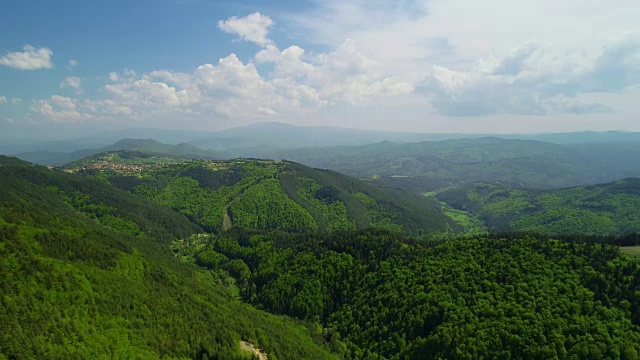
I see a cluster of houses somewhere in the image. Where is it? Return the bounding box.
[63,162,151,173]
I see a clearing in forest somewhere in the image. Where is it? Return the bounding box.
[240,341,268,360]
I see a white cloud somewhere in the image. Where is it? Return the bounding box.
[30,95,95,123]
[60,76,83,93]
[21,7,640,128]
[283,0,640,119]
[68,59,78,67]
[0,96,6,104]
[419,32,640,116]
[256,40,412,107]
[10,98,21,105]
[50,95,76,110]
[0,45,53,70]
[291,0,639,64]
[218,12,274,47]
[108,69,136,83]
[91,43,409,122]
[105,79,194,108]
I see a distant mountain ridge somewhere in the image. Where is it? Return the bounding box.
[104,138,218,157]
[17,133,640,193]
[6,121,640,157]
[238,136,640,191]
[436,178,640,236]
[248,137,596,190]
[15,138,221,166]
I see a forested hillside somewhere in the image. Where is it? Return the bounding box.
[0,156,338,359]
[230,137,640,192]
[229,138,590,190]
[4,154,640,359]
[95,158,457,237]
[16,138,219,166]
[16,135,640,193]
[176,229,640,359]
[436,179,640,235]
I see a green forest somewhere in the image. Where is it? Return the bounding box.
[97,159,457,237]
[175,229,640,359]
[3,154,640,359]
[435,179,640,236]
[0,157,336,359]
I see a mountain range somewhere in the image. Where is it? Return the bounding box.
[6,121,640,157]
[3,154,640,359]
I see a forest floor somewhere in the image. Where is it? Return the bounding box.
[240,341,268,360]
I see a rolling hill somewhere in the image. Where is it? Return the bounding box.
[246,137,596,191]
[87,157,459,237]
[436,178,640,236]
[15,130,640,194]
[229,137,640,192]
[0,156,338,359]
[4,155,640,359]
[15,138,220,166]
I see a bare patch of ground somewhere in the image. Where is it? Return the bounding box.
[240,341,268,360]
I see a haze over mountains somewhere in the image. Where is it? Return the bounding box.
[6,121,640,156]
[5,124,640,358]
[9,122,640,194]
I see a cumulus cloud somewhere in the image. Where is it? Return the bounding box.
[60,76,83,93]
[95,41,410,121]
[580,33,640,92]
[23,11,640,125]
[218,12,274,47]
[105,79,194,108]
[256,40,413,107]
[0,45,53,70]
[30,95,95,123]
[11,98,21,105]
[28,34,410,124]
[419,33,640,116]
[50,95,76,110]
[68,59,78,67]
[0,96,6,104]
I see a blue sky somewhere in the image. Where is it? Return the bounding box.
[1,0,639,139]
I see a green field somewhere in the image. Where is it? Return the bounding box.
[620,246,640,259]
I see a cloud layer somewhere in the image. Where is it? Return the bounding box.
[0,45,53,70]
[24,13,412,124]
[12,7,640,129]
[420,33,640,116]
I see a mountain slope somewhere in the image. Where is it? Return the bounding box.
[247,137,595,190]
[104,138,218,157]
[96,158,458,237]
[436,178,640,235]
[0,156,338,359]
[176,229,640,359]
[15,138,220,166]
[18,134,640,192]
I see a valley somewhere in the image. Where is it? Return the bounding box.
[4,128,640,359]
[4,1,640,357]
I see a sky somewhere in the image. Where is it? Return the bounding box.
[0,0,639,139]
